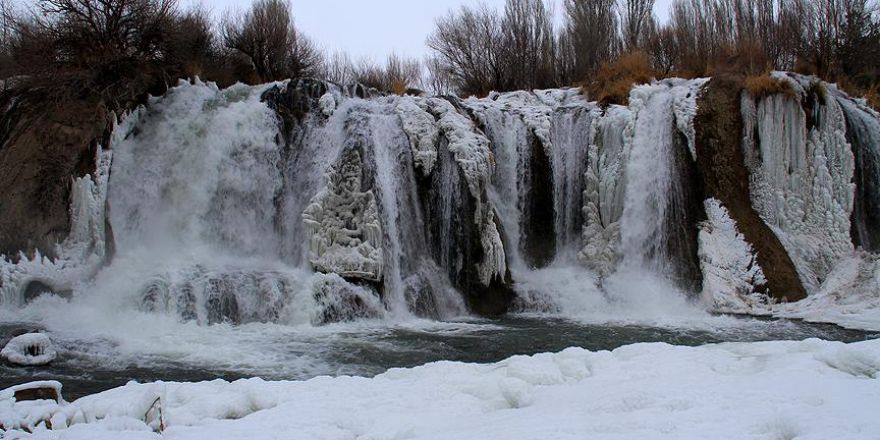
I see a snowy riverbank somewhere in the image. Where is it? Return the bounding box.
[3,337,879,439]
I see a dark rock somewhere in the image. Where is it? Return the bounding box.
[521,134,556,269]
[22,281,72,303]
[0,89,110,261]
[14,386,60,403]
[842,100,880,252]
[205,279,241,325]
[694,77,807,302]
[663,130,705,293]
[420,137,515,315]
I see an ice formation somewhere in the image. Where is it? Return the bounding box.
[774,252,880,331]
[698,199,770,313]
[579,106,629,276]
[1,333,57,366]
[741,73,855,291]
[394,97,438,175]
[303,149,384,282]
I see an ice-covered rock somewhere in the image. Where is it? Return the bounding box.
[775,252,880,330]
[579,105,629,276]
[742,73,855,291]
[394,96,439,175]
[698,199,771,314]
[318,92,337,116]
[670,78,709,159]
[303,149,384,282]
[1,333,57,366]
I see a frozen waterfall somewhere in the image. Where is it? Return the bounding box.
[2,75,879,325]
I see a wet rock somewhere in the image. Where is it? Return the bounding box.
[22,280,72,303]
[663,130,705,293]
[521,133,556,269]
[420,139,515,315]
[312,274,384,324]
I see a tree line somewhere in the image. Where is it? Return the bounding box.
[427,0,880,104]
[1,0,878,111]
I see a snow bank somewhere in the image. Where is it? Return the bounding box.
[3,339,879,439]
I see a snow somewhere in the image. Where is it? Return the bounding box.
[3,338,880,439]
[698,199,771,314]
[774,252,880,331]
[1,333,57,366]
[0,381,64,432]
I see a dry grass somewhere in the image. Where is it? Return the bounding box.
[586,51,655,106]
[743,74,797,100]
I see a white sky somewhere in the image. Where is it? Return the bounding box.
[189,0,675,62]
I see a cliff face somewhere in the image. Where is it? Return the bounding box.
[694,77,807,302]
[0,92,110,262]
[0,75,877,322]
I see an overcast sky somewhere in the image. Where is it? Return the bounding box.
[187,0,674,62]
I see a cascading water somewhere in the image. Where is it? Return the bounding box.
[2,74,877,330]
[835,93,880,252]
[550,105,594,260]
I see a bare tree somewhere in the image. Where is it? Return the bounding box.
[222,0,322,82]
[321,50,356,85]
[424,55,455,95]
[426,4,503,96]
[500,0,557,90]
[561,0,620,81]
[620,0,655,51]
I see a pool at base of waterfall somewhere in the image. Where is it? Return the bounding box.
[1,315,875,401]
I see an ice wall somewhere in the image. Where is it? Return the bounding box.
[741,73,855,291]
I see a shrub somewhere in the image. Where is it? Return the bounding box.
[743,74,797,100]
[586,51,654,106]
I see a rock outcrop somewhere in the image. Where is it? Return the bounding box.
[694,77,807,301]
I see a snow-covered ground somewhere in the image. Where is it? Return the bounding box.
[3,338,879,439]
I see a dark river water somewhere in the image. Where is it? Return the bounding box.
[2,315,876,401]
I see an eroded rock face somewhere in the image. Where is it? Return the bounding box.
[694,77,806,301]
[303,149,384,282]
[0,91,112,262]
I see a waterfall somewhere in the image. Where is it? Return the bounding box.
[834,93,880,252]
[616,80,704,290]
[3,74,877,324]
[550,106,594,261]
